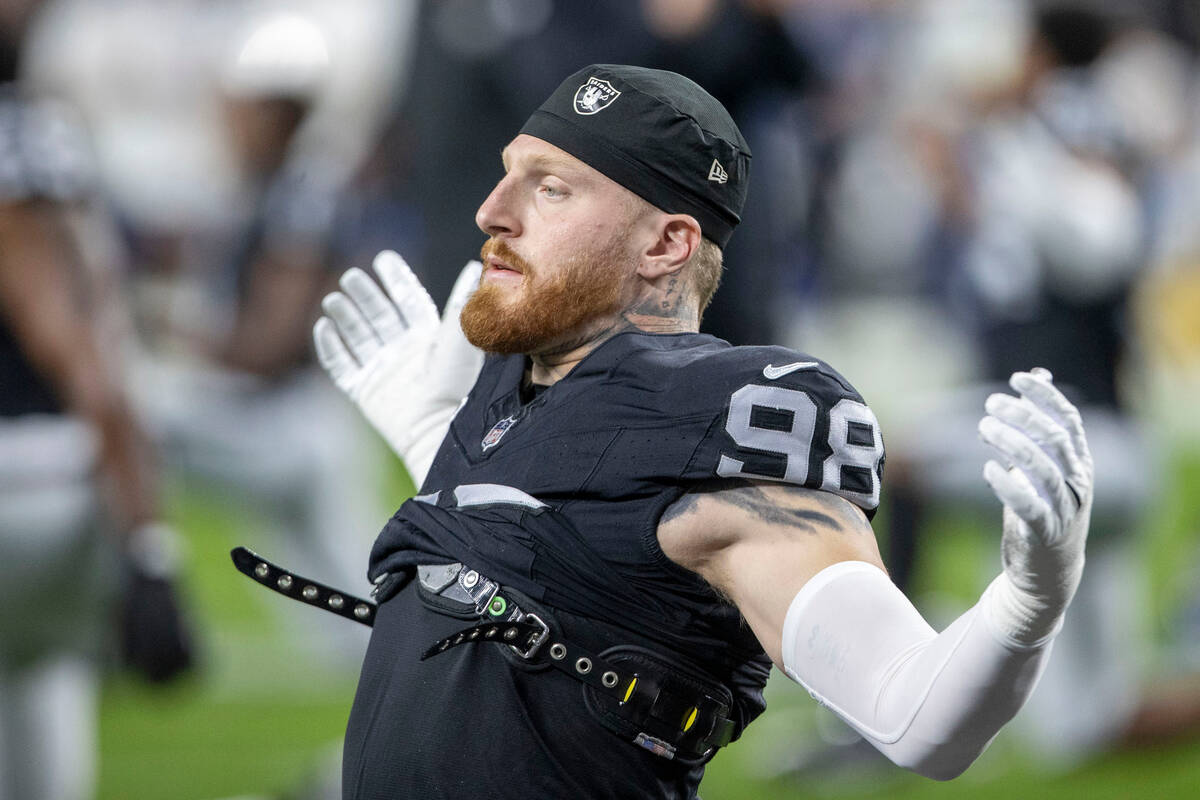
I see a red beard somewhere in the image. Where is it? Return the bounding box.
[461,238,627,355]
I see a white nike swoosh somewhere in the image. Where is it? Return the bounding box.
[763,361,819,380]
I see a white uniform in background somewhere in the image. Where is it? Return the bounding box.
[0,417,106,800]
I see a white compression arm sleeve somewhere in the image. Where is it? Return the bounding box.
[781,561,1054,780]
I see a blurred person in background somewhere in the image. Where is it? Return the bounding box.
[105,9,411,794]
[19,1,418,637]
[121,8,387,668]
[0,0,193,798]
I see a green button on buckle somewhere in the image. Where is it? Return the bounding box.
[487,596,508,617]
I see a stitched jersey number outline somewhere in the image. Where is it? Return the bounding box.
[717,385,883,510]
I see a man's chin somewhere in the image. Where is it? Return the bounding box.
[461,256,626,356]
[461,290,531,354]
[462,328,543,355]
[462,309,570,356]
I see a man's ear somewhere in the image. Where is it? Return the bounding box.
[637,214,702,281]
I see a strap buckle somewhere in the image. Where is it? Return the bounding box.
[512,612,549,659]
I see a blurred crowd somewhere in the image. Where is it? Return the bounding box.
[3,0,1200,798]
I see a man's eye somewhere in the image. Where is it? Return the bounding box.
[540,184,563,198]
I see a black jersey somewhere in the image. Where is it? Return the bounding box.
[345,331,884,800]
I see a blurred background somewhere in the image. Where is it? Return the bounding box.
[1,0,1200,798]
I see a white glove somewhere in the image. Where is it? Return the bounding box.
[313,251,483,487]
[977,368,1094,647]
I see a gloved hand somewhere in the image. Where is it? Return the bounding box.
[313,251,483,487]
[119,522,197,683]
[978,368,1094,647]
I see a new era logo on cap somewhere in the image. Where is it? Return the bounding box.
[707,158,728,184]
[574,77,621,115]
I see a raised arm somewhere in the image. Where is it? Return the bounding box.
[313,250,483,486]
[659,480,885,666]
[659,369,1092,780]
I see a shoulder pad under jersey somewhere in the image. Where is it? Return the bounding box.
[665,343,886,515]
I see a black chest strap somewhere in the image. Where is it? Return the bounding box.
[230,547,736,762]
[417,562,736,762]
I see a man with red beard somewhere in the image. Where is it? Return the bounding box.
[308,65,1094,799]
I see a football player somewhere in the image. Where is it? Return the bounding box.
[126,10,385,669]
[313,65,1093,799]
[0,4,192,798]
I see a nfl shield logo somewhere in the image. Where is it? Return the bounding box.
[481,416,518,450]
[573,77,621,115]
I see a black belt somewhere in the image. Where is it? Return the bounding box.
[230,547,736,762]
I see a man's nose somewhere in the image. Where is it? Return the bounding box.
[475,177,520,238]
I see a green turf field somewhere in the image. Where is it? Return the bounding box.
[97,451,1200,799]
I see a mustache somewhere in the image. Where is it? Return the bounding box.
[480,239,534,275]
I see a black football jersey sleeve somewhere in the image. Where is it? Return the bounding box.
[675,346,886,516]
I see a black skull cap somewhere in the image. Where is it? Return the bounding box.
[519,64,751,249]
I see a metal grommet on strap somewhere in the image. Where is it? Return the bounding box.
[575,657,592,675]
[549,643,567,661]
[420,618,549,661]
[602,671,619,689]
[230,546,378,628]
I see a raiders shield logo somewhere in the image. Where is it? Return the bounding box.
[481,416,518,450]
[573,77,621,115]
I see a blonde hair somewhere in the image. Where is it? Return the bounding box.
[622,192,725,317]
[690,236,724,316]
